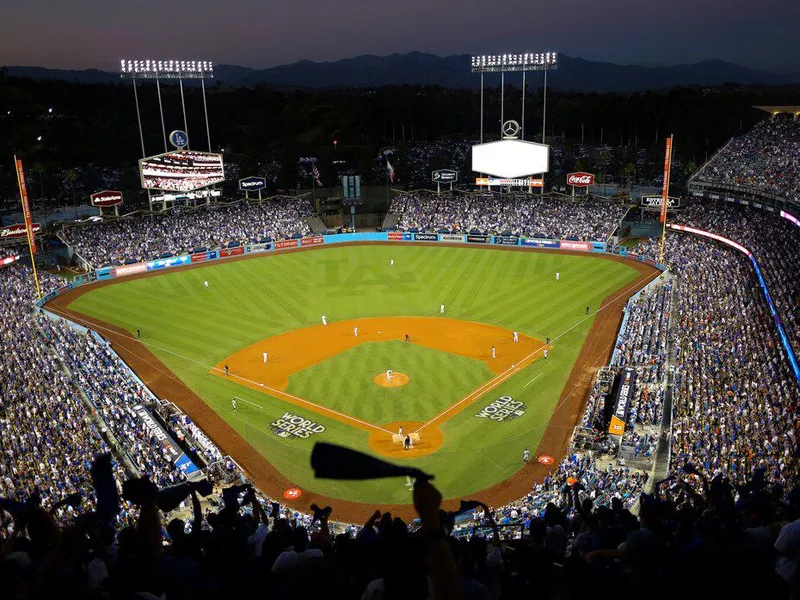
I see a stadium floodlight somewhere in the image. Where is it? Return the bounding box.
[120,58,214,79]
[471,52,558,73]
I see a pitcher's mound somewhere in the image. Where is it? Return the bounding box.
[373,372,410,387]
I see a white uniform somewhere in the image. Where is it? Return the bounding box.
[398,427,403,437]
[523,449,531,463]
[386,369,393,382]
[263,351,268,364]
[555,272,560,281]
[354,326,358,337]
[204,280,209,289]
[440,304,445,314]
[231,399,237,412]
[491,346,496,359]
[321,315,327,326]
[390,259,394,267]
[543,349,549,359]
[513,331,519,343]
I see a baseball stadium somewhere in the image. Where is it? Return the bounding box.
[1,49,799,600]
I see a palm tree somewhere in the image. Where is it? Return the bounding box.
[66,169,79,218]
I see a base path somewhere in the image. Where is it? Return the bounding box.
[47,242,660,522]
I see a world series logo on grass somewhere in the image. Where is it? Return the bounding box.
[474,396,527,422]
[270,412,326,439]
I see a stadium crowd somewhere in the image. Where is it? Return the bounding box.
[2,189,800,598]
[61,197,313,267]
[692,114,800,204]
[390,193,627,240]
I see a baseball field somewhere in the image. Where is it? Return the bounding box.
[51,243,657,520]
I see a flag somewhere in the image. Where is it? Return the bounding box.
[386,158,395,183]
[15,159,36,255]
[312,163,322,187]
[660,135,673,224]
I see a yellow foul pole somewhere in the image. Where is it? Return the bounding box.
[14,156,42,299]
[658,135,673,264]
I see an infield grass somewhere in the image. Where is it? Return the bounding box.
[66,244,641,504]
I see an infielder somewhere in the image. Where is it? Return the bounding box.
[231,398,237,412]
[586,306,590,315]
[224,364,229,377]
[523,448,531,463]
[491,346,496,359]
[321,315,328,326]
[440,304,445,314]
[354,326,359,337]
[555,272,560,281]
[513,331,519,343]
[398,426,404,437]
[263,351,268,364]
[204,280,209,289]
[386,369,393,382]
[543,349,549,359]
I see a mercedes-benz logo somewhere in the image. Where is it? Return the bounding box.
[502,120,520,138]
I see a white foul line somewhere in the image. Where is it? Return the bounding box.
[523,373,543,388]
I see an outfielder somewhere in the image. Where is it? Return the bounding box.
[390,259,394,267]
[440,304,445,314]
[555,272,560,281]
[321,315,328,326]
[231,398,237,412]
[513,331,519,343]
[204,280,209,289]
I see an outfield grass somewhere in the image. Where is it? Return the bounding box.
[66,244,640,504]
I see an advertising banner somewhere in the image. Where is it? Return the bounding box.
[191,250,218,263]
[432,169,458,183]
[218,246,245,258]
[388,231,404,241]
[521,238,559,248]
[608,368,637,436]
[439,234,465,243]
[96,267,113,280]
[560,240,592,251]
[300,236,324,247]
[90,190,123,208]
[0,255,20,267]
[111,263,147,278]
[132,405,199,475]
[566,172,595,187]
[247,243,272,253]
[641,196,680,209]
[275,239,299,250]
[591,241,607,252]
[147,255,192,271]
[476,177,544,187]
[413,233,438,242]
[238,176,267,191]
[0,223,42,239]
[493,235,520,246]
[467,234,490,244]
[402,232,413,241]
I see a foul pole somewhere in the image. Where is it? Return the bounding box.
[659,134,674,263]
[14,156,41,298]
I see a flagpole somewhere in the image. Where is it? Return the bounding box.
[14,155,42,299]
[659,134,673,264]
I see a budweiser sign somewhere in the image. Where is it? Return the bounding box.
[90,190,123,207]
[1,223,42,239]
[567,172,595,187]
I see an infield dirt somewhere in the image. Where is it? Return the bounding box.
[47,242,659,522]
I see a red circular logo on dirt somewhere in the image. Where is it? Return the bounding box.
[283,488,302,500]
[537,455,555,465]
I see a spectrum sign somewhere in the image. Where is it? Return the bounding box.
[476,177,543,187]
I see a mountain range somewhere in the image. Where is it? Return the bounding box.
[6,53,799,93]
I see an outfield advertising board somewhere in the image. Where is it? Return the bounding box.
[493,235,520,246]
[111,263,147,277]
[191,250,218,263]
[560,240,592,252]
[521,238,559,248]
[413,233,438,242]
[147,255,191,271]
[467,234,490,244]
[300,236,324,247]
[439,234,465,243]
[247,243,272,253]
[388,232,404,241]
[402,233,413,241]
[218,247,245,258]
[275,239,299,250]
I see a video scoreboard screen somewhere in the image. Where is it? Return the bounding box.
[139,150,225,192]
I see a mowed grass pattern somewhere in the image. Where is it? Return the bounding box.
[67,245,642,504]
[287,341,494,424]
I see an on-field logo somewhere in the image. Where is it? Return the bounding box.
[474,395,526,422]
[270,412,326,439]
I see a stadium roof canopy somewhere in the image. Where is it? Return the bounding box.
[753,106,800,116]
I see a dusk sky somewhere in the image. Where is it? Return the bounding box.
[2,0,798,72]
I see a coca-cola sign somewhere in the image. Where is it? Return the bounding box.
[90,190,123,207]
[1,223,42,239]
[567,172,595,187]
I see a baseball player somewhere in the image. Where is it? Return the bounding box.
[491,346,496,359]
[586,306,590,315]
[523,448,531,463]
[555,272,560,281]
[513,331,519,343]
[386,369,393,382]
[263,351,268,364]
[398,426,404,438]
[136,329,141,339]
[404,334,410,343]
[231,398,237,412]
[224,364,229,377]
[204,280,209,289]
[440,304,445,314]
[403,435,412,451]
[321,315,328,326]
[354,326,359,338]
[543,349,549,359]
[546,337,550,345]
[390,259,394,267]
